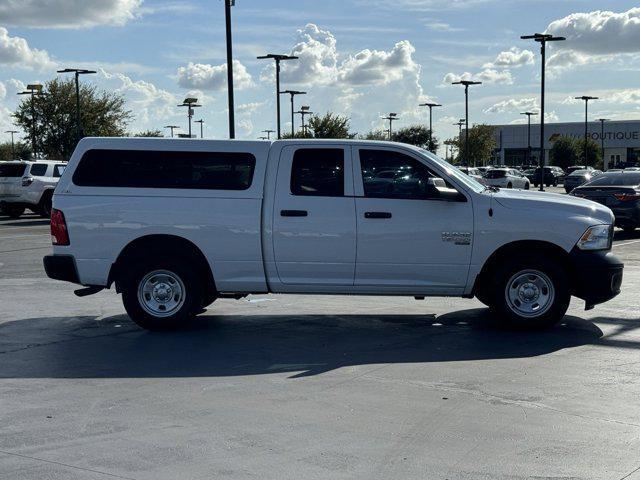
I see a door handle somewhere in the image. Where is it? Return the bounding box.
[280,210,308,217]
[364,211,392,219]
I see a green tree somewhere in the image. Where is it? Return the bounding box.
[307,113,355,139]
[550,136,580,169]
[362,130,389,141]
[13,78,132,161]
[392,125,439,151]
[0,141,31,161]
[134,129,164,137]
[577,137,603,169]
[457,124,496,166]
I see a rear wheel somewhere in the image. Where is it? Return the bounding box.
[121,256,204,330]
[38,191,53,218]
[488,253,570,329]
[524,183,530,190]
[507,182,513,189]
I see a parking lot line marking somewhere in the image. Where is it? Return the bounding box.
[614,239,640,248]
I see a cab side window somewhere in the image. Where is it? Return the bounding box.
[359,149,444,200]
[291,148,344,197]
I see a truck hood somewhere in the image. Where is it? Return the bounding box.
[492,189,614,224]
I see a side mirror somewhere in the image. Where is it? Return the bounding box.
[427,177,466,202]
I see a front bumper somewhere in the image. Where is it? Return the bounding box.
[43,255,80,284]
[570,249,623,308]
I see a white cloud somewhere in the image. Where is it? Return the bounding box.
[424,21,463,32]
[443,68,513,85]
[237,102,266,115]
[0,28,55,71]
[484,97,538,114]
[238,119,253,137]
[0,82,6,100]
[0,0,142,28]
[338,41,420,86]
[484,47,534,68]
[547,7,640,55]
[177,61,253,91]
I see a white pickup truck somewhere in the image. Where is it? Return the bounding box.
[44,138,623,330]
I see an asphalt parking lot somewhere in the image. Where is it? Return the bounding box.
[1,207,640,480]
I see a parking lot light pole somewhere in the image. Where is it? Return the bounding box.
[382,113,399,140]
[177,98,201,138]
[280,90,306,137]
[225,0,235,138]
[17,84,44,158]
[262,129,275,140]
[5,130,18,158]
[454,120,465,161]
[257,54,299,139]
[598,118,608,167]
[57,69,97,142]
[164,125,180,138]
[575,96,598,165]
[296,106,313,136]
[521,33,566,192]
[452,80,481,167]
[521,111,538,166]
[195,119,205,139]
[419,102,442,152]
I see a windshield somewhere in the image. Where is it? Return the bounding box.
[584,173,640,187]
[418,149,485,193]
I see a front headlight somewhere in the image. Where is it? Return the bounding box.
[576,225,613,251]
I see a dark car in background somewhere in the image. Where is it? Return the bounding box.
[564,169,602,193]
[566,165,596,176]
[532,166,565,187]
[572,171,640,232]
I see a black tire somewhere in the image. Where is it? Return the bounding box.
[534,183,538,188]
[507,183,513,189]
[524,183,530,190]
[38,191,53,218]
[2,205,25,219]
[488,253,570,329]
[121,255,204,331]
[623,226,637,233]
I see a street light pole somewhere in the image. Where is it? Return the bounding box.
[195,119,205,139]
[520,111,538,166]
[382,113,398,140]
[522,33,565,192]
[177,98,201,138]
[262,129,275,140]
[164,125,180,138]
[575,96,598,165]
[280,90,306,137]
[17,84,44,158]
[5,130,18,158]
[296,106,313,136]
[598,118,608,168]
[257,54,298,139]
[57,69,97,142]
[419,102,442,152]
[224,0,235,139]
[452,80,481,167]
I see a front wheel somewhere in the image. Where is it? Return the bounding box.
[507,183,513,189]
[489,254,570,329]
[121,256,204,330]
[524,183,530,190]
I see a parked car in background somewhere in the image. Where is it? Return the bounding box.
[532,166,564,187]
[572,171,640,232]
[484,168,530,189]
[523,168,537,183]
[457,166,485,184]
[566,165,595,176]
[0,160,65,218]
[564,169,602,193]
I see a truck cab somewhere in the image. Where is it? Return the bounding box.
[44,138,623,330]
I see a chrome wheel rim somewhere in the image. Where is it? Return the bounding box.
[137,270,186,318]
[505,269,555,318]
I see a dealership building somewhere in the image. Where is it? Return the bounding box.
[490,120,640,170]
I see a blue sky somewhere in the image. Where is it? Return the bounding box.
[0,0,639,151]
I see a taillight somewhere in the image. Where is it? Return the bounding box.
[22,177,34,187]
[51,209,70,246]
[613,193,640,202]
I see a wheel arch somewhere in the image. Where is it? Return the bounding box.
[109,234,217,297]
[473,240,572,298]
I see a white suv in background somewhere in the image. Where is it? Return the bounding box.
[484,168,531,190]
[0,160,66,218]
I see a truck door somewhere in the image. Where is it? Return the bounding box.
[353,147,473,293]
[273,146,356,285]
